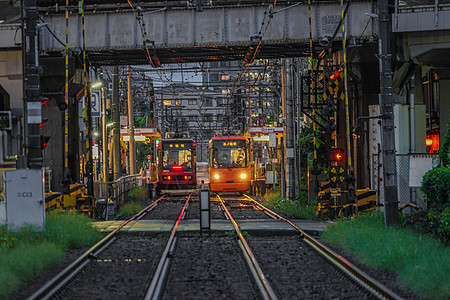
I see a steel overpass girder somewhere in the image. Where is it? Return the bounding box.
[39,1,376,65]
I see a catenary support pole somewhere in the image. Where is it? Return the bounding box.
[24,0,42,169]
[112,66,121,180]
[340,0,356,208]
[127,65,136,175]
[284,58,295,200]
[378,0,400,226]
[296,58,302,198]
[101,87,108,202]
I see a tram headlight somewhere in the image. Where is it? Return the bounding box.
[214,174,220,180]
[240,173,247,179]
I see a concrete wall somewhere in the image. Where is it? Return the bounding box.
[440,79,450,146]
[0,50,23,116]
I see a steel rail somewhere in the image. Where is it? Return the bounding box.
[144,194,191,300]
[242,194,403,300]
[27,196,165,300]
[216,195,278,300]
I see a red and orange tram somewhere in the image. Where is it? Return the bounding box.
[208,135,253,193]
[157,138,197,193]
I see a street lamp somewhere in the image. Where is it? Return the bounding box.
[92,81,103,89]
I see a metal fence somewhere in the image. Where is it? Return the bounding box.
[371,153,437,211]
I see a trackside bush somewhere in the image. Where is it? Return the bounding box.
[421,166,450,211]
[420,119,450,243]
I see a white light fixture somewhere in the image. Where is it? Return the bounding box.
[92,81,103,88]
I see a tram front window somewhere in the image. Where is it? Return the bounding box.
[212,140,247,168]
[162,148,192,171]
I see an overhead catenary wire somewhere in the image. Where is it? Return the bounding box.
[227,0,279,111]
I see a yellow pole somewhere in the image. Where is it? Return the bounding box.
[64,0,69,188]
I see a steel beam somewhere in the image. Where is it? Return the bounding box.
[40,2,375,64]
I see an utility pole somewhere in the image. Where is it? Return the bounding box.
[84,84,94,195]
[378,0,400,226]
[24,0,42,169]
[111,66,121,180]
[127,65,136,175]
[282,58,295,200]
[296,58,302,198]
[101,87,108,201]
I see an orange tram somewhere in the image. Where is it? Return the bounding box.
[208,135,253,193]
[157,138,197,193]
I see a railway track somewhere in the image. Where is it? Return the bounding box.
[26,195,172,300]
[25,192,403,300]
[216,194,403,300]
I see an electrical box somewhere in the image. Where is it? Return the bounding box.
[266,171,278,185]
[5,169,45,231]
[269,133,277,147]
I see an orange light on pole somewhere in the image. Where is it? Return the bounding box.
[425,138,433,146]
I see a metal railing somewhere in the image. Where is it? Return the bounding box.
[111,174,143,207]
[394,0,450,32]
[94,174,144,217]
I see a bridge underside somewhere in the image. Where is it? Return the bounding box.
[70,41,344,65]
[39,1,375,66]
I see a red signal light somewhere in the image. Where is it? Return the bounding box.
[330,148,344,162]
[329,71,340,80]
[41,98,49,106]
[39,119,48,128]
[172,164,183,170]
[41,136,51,150]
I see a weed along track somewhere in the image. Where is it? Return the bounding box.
[24,193,404,300]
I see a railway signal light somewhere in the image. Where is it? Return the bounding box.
[41,136,51,150]
[39,118,48,128]
[57,96,68,111]
[40,97,51,150]
[329,148,344,162]
[329,71,340,80]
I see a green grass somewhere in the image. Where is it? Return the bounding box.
[320,212,450,300]
[119,187,148,215]
[120,201,145,215]
[262,189,317,220]
[127,186,147,204]
[0,211,103,298]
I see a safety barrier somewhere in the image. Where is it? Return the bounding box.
[94,174,144,219]
[110,174,143,208]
